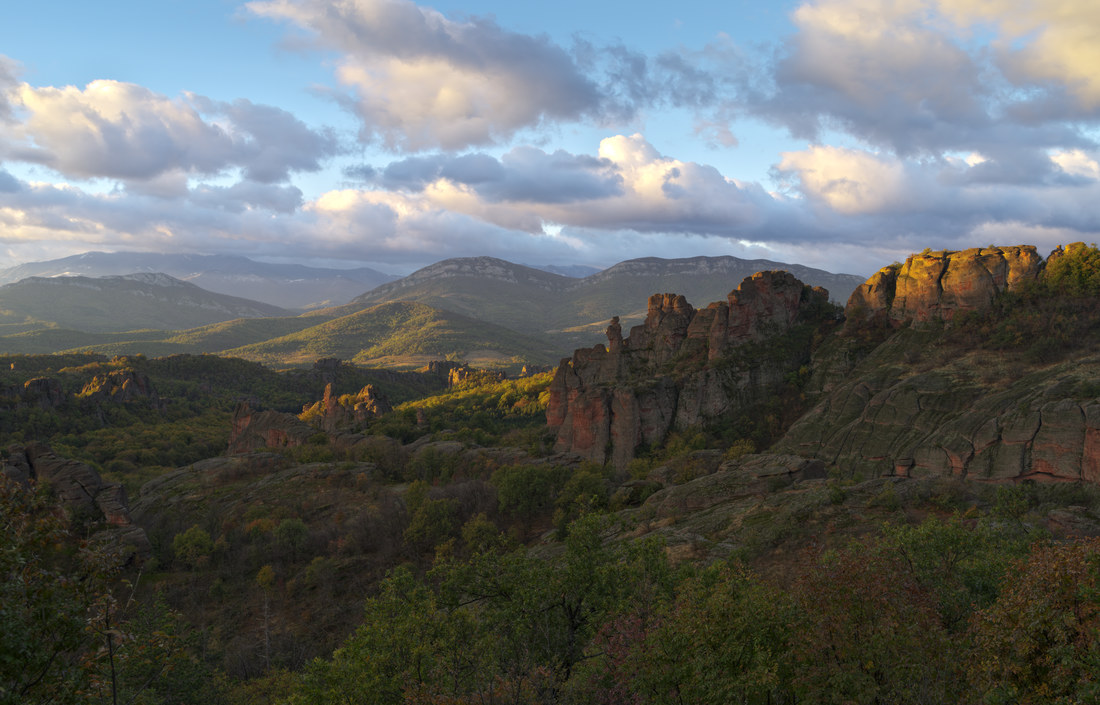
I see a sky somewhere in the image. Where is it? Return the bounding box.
[1,0,1100,277]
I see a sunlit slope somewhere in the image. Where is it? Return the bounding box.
[222,301,560,368]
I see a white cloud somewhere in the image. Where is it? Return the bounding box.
[248,0,602,151]
[777,145,919,214]
[0,72,340,184]
[1051,149,1100,180]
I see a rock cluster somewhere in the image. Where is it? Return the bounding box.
[1,443,151,562]
[80,369,161,406]
[302,383,394,433]
[0,377,65,411]
[846,246,1042,327]
[427,360,506,387]
[547,271,830,468]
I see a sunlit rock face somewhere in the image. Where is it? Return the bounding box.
[547,271,830,468]
[845,246,1043,327]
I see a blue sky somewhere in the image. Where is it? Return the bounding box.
[1,0,1099,277]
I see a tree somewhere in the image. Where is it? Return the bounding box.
[172,525,214,570]
[968,538,1100,704]
[790,541,964,704]
[602,561,796,705]
[0,478,97,704]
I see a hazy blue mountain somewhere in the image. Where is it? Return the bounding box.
[0,252,397,310]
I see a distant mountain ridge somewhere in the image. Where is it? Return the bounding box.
[352,255,865,343]
[0,273,291,333]
[0,252,397,310]
[0,251,865,369]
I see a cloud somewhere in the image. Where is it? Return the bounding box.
[938,0,1100,112]
[754,0,1098,169]
[372,146,622,203]
[774,141,1100,253]
[248,0,743,152]
[0,169,19,193]
[248,0,602,151]
[348,135,767,237]
[0,74,341,183]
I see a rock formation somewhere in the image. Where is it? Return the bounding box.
[228,402,317,454]
[80,368,161,406]
[775,243,1100,484]
[301,383,394,433]
[547,271,832,468]
[1,443,151,562]
[427,360,506,387]
[845,246,1042,327]
[774,343,1100,484]
[0,376,66,411]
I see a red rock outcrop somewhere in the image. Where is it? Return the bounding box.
[774,344,1100,485]
[228,402,317,454]
[548,271,831,467]
[845,246,1042,327]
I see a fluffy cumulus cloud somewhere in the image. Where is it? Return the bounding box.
[248,0,603,151]
[0,73,340,184]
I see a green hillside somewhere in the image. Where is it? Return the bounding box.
[223,301,559,369]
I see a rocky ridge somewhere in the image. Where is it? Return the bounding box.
[846,245,1043,327]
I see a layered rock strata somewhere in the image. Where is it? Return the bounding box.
[547,271,830,467]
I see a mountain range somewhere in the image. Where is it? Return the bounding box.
[0,251,398,310]
[0,252,865,368]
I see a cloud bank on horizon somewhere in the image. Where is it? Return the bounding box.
[1,0,1099,276]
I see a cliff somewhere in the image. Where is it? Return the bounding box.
[547,271,834,468]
